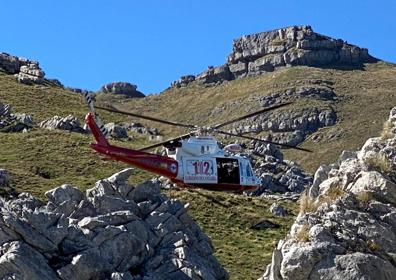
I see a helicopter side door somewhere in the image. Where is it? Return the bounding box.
[182,157,218,184]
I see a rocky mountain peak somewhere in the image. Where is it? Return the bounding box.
[100,82,145,98]
[172,25,375,88]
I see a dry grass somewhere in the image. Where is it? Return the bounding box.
[367,239,381,251]
[295,224,310,242]
[299,193,319,214]
[380,121,394,140]
[356,191,372,204]
[319,186,345,204]
[364,153,392,174]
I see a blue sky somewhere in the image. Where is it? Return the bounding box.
[2,0,395,94]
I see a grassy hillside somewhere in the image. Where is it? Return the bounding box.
[1,61,396,279]
[107,62,396,173]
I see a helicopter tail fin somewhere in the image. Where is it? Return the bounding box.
[85,112,109,146]
[83,92,109,146]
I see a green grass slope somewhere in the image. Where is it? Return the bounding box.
[1,61,396,279]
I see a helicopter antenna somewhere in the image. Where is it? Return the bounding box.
[82,92,109,137]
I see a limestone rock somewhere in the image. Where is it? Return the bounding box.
[171,75,196,88]
[269,203,288,217]
[39,115,85,133]
[0,241,60,280]
[259,107,396,280]
[1,52,46,85]
[104,123,129,139]
[172,25,375,87]
[101,82,145,98]
[17,63,45,84]
[0,103,34,132]
[250,143,312,196]
[0,169,228,279]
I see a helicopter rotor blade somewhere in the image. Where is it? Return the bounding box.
[215,130,313,153]
[138,132,193,151]
[95,105,197,129]
[212,102,293,130]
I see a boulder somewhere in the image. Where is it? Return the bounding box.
[269,203,288,217]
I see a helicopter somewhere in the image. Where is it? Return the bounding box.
[83,93,312,193]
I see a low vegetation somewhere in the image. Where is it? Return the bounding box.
[299,192,319,214]
[355,191,372,206]
[367,239,381,252]
[364,153,393,175]
[319,186,345,204]
[381,121,394,140]
[295,224,310,242]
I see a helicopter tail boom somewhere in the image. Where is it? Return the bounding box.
[85,111,179,178]
[85,112,109,147]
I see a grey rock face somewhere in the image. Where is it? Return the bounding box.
[39,115,85,133]
[0,103,34,132]
[0,168,228,279]
[171,25,375,87]
[250,143,313,196]
[0,52,46,85]
[171,75,196,88]
[104,123,129,139]
[16,63,45,84]
[101,82,145,98]
[259,107,396,280]
[231,106,336,146]
[0,241,61,280]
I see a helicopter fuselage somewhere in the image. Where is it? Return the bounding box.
[86,113,260,192]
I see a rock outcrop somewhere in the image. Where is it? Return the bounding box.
[100,82,145,98]
[0,103,34,132]
[259,108,396,280]
[39,115,85,133]
[171,25,375,87]
[212,81,337,146]
[250,143,313,196]
[104,123,129,139]
[0,169,228,280]
[0,52,45,84]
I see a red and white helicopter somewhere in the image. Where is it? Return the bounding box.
[84,94,311,192]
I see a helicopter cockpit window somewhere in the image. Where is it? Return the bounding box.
[216,158,240,184]
[200,144,217,155]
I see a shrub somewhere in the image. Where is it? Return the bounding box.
[364,153,392,174]
[380,121,394,140]
[299,193,318,214]
[356,191,372,203]
[319,186,345,204]
[367,239,381,251]
[295,224,310,242]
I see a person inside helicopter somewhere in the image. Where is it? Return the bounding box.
[216,158,240,184]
